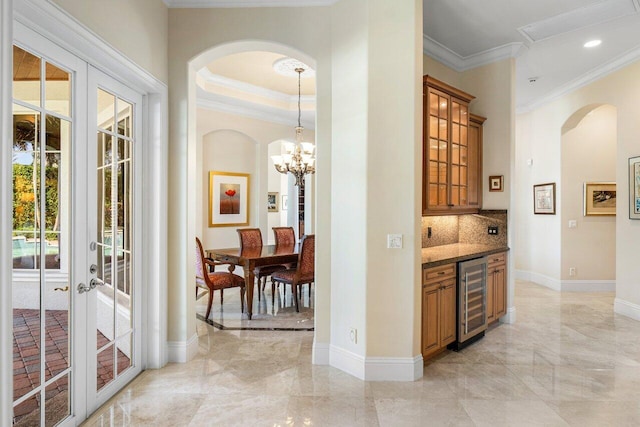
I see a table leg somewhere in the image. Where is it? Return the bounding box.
[244,263,255,320]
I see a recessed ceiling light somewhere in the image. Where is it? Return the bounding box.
[584,39,602,48]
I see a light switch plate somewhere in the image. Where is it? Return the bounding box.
[568,220,577,228]
[387,234,403,249]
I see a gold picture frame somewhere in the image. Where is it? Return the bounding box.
[584,182,616,216]
[209,171,250,227]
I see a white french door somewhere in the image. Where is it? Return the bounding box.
[12,24,143,425]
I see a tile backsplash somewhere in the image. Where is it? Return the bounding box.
[422,210,508,248]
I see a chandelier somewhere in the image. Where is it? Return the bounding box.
[271,67,315,187]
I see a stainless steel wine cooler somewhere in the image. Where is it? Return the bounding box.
[451,256,488,350]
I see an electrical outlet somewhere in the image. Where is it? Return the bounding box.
[427,227,432,238]
[569,267,576,276]
[349,328,357,344]
[387,234,402,249]
[488,226,499,235]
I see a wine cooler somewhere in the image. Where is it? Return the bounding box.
[451,256,488,350]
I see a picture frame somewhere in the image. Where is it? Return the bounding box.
[489,175,504,192]
[533,182,556,215]
[282,194,288,211]
[584,182,616,216]
[630,156,640,219]
[209,171,250,227]
[267,192,279,212]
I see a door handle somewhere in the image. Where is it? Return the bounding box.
[78,283,91,294]
[54,286,69,292]
[90,278,105,288]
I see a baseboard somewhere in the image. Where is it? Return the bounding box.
[526,270,561,291]
[499,306,516,324]
[561,280,615,292]
[515,270,531,282]
[312,341,330,365]
[329,345,423,381]
[614,298,640,321]
[167,333,199,363]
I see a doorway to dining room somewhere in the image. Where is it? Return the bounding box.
[192,45,317,330]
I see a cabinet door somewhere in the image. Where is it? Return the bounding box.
[440,280,457,346]
[495,265,507,318]
[422,285,440,357]
[450,99,468,208]
[486,270,495,323]
[424,87,450,212]
[467,115,484,209]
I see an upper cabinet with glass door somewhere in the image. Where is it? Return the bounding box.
[422,75,484,215]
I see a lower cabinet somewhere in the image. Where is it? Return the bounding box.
[422,263,456,359]
[487,252,507,323]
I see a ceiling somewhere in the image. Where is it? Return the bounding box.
[188,0,640,114]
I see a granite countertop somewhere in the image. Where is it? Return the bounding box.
[422,243,509,267]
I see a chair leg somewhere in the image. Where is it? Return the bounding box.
[220,289,224,305]
[257,277,261,302]
[205,289,214,320]
[271,278,276,307]
[240,287,245,313]
[292,281,300,312]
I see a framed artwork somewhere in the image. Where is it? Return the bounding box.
[533,182,556,215]
[267,192,279,212]
[282,195,288,211]
[208,171,250,227]
[489,175,504,192]
[584,182,616,216]
[630,156,640,219]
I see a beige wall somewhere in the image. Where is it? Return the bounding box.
[515,60,640,310]
[196,107,315,249]
[561,105,616,281]
[51,0,168,83]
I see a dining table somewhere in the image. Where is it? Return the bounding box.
[206,243,300,319]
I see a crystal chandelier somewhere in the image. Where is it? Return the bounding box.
[271,67,315,187]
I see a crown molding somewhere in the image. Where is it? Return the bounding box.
[196,86,315,130]
[197,68,315,104]
[164,0,338,7]
[516,44,640,114]
[423,34,526,72]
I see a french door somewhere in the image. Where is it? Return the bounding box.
[12,24,142,425]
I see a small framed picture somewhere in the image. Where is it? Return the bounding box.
[489,175,504,192]
[267,192,279,212]
[584,182,616,216]
[533,182,556,215]
[630,156,640,219]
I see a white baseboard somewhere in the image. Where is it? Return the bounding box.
[561,280,615,292]
[500,306,516,324]
[614,298,640,321]
[312,341,330,365]
[329,345,423,381]
[167,333,199,363]
[516,270,615,292]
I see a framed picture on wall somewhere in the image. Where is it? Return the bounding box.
[584,182,616,216]
[267,192,279,212]
[208,171,250,227]
[630,156,640,219]
[489,175,504,192]
[533,182,556,215]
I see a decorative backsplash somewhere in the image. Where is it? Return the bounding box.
[422,210,508,248]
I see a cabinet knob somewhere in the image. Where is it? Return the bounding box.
[438,271,445,275]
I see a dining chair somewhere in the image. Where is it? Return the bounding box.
[271,234,315,312]
[195,237,245,320]
[237,228,286,301]
[273,226,296,245]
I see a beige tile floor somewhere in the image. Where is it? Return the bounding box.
[83,280,640,426]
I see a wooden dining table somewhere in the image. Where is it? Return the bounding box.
[206,243,300,320]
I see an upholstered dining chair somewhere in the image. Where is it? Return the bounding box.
[237,228,286,301]
[272,226,296,246]
[195,237,245,320]
[271,234,315,312]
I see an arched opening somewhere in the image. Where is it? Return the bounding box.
[560,104,617,290]
[189,41,319,331]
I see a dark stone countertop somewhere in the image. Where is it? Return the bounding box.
[422,243,510,268]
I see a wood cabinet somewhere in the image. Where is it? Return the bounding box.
[422,76,484,215]
[486,252,507,324]
[422,263,456,359]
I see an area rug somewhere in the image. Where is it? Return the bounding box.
[196,285,315,331]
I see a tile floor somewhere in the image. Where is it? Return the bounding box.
[83,281,640,426]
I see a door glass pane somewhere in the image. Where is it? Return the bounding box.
[118,100,133,138]
[438,118,447,140]
[13,46,41,107]
[45,62,71,117]
[452,144,460,165]
[116,334,133,376]
[438,184,447,205]
[97,89,115,131]
[429,138,438,160]
[13,45,72,426]
[429,93,438,116]
[96,345,115,391]
[438,96,447,119]
[429,116,438,138]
